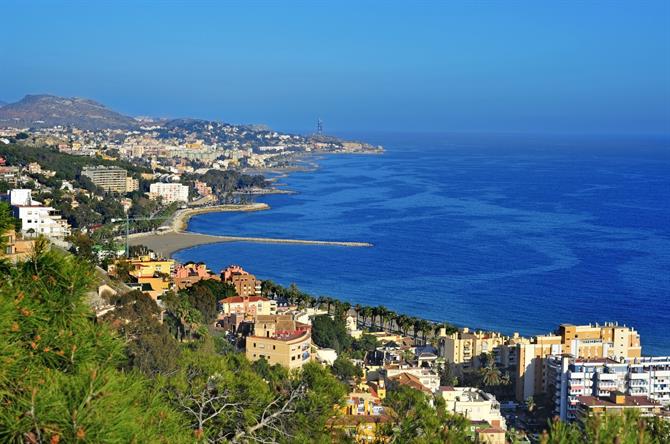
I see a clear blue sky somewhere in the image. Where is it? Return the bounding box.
[1,0,669,134]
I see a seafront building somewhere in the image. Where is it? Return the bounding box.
[81,166,129,193]
[245,314,311,369]
[438,328,526,370]
[515,323,642,402]
[547,354,670,421]
[149,182,189,204]
[173,262,219,290]
[222,265,262,298]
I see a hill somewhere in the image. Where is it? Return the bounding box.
[0,94,138,130]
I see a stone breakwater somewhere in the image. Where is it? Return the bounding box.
[127,203,372,257]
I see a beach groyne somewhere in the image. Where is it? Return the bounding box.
[127,203,372,257]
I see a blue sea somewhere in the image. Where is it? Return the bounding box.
[175,133,670,356]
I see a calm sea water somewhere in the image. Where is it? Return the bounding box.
[175,133,670,355]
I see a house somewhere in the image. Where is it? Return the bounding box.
[439,386,506,430]
[1,229,35,262]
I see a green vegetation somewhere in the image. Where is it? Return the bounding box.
[197,169,268,198]
[0,142,150,183]
[542,411,670,443]
[378,386,470,443]
[0,241,191,443]
[311,314,352,353]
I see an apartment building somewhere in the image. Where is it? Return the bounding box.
[9,189,71,240]
[515,323,642,402]
[627,356,670,405]
[222,265,262,297]
[576,392,662,422]
[81,166,129,193]
[219,295,277,318]
[148,182,189,204]
[173,262,219,290]
[246,314,311,369]
[439,328,526,370]
[126,176,139,192]
[546,354,669,422]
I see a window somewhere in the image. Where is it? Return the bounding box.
[273,345,276,350]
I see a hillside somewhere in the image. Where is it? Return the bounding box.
[0,94,138,130]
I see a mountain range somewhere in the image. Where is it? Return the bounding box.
[0,94,138,130]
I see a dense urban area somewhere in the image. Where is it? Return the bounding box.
[0,96,669,443]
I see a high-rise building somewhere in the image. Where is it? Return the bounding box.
[516,323,642,402]
[81,166,129,193]
[148,182,189,204]
[546,355,670,421]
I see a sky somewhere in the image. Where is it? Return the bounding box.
[1,1,669,134]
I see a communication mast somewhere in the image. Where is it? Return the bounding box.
[316,118,323,135]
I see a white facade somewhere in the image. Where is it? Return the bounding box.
[149,182,189,204]
[13,204,71,240]
[547,355,670,422]
[627,357,670,406]
[9,189,34,206]
[440,387,506,429]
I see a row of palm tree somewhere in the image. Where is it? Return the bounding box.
[261,281,459,345]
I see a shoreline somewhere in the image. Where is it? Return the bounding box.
[128,202,373,257]
[170,203,270,232]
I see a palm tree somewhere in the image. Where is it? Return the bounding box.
[480,363,502,387]
[420,320,432,344]
[525,396,536,413]
[354,304,362,327]
[374,306,388,330]
[336,301,351,320]
[395,314,411,336]
[382,310,395,332]
[371,306,381,330]
[360,306,373,328]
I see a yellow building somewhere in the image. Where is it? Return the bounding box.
[1,229,35,262]
[127,256,175,278]
[439,328,525,370]
[327,414,391,443]
[246,315,312,369]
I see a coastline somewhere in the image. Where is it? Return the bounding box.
[128,201,373,257]
[170,203,270,232]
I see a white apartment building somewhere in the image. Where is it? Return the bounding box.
[546,355,670,422]
[8,189,71,240]
[627,357,670,406]
[439,387,506,429]
[149,182,189,204]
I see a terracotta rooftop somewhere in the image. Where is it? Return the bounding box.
[578,395,661,408]
[388,372,432,394]
[221,296,268,304]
